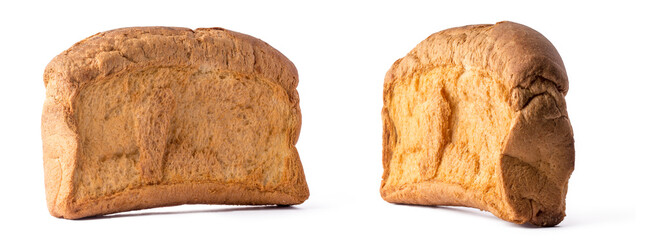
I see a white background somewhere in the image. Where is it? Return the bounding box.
[1,0,642,239]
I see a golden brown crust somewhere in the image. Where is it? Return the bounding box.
[381,21,574,226]
[42,27,307,219]
[384,21,568,97]
[55,183,306,219]
[500,80,574,226]
[43,27,300,144]
[43,27,298,96]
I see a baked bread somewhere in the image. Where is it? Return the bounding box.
[380,21,574,226]
[42,27,308,219]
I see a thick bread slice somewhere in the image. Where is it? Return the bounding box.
[42,27,308,219]
[381,21,574,226]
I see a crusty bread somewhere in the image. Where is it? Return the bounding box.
[42,27,308,219]
[380,21,574,226]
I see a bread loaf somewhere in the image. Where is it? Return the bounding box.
[42,27,309,219]
[380,21,574,226]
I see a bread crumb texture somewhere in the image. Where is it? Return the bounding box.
[42,27,308,219]
[381,22,574,227]
[386,66,514,212]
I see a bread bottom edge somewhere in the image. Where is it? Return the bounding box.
[52,182,308,219]
[380,181,526,225]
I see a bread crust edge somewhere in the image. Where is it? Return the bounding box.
[381,21,574,226]
[42,27,308,219]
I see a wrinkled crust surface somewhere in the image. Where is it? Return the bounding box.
[381,21,573,226]
[384,21,568,96]
[44,27,299,96]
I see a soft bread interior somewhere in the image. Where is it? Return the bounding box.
[74,67,301,202]
[384,65,516,212]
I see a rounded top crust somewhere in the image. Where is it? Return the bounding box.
[44,26,298,94]
[385,21,568,95]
